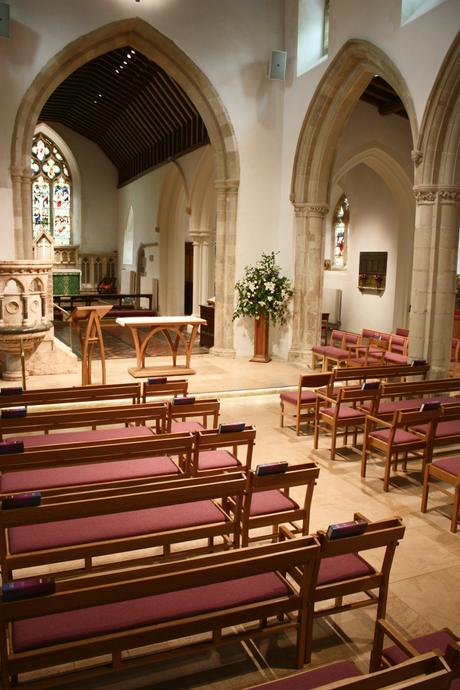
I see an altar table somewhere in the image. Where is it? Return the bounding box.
[116,315,206,378]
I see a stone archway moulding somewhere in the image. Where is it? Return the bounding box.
[409,33,460,376]
[10,17,239,355]
[288,39,418,364]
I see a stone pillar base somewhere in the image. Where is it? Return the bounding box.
[288,348,313,368]
[28,334,78,376]
[210,346,236,358]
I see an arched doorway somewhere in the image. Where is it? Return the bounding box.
[289,39,417,365]
[10,17,239,355]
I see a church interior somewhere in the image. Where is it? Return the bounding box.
[0,1,459,689]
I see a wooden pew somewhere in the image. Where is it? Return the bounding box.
[190,425,256,476]
[167,397,220,433]
[244,652,452,690]
[0,382,141,410]
[142,378,188,402]
[0,402,168,443]
[0,472,248,578]
[0,536,320,688]
[0,433,194,498]
[366,377,460,419]
[329,362,430,387]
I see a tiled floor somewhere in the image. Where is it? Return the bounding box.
[3,353,460,690]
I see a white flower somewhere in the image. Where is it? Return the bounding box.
[266,282,274,292]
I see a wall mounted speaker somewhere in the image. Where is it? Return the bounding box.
[0,3,9,38]
[268,50,287,80]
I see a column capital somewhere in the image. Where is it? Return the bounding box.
[291,201,329,218]
[10,166,32,183]
[214,178,239,195]
[414,185,460,204]
[189,229,215,244]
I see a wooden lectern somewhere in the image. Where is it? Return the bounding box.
[67,305,112,385]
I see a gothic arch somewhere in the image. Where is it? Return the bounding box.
[289,39,417,364]
[11,17,239,354]
[292,39,417,204]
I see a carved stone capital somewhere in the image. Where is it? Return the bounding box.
[414,185,460,205]
[307,204,329,218]
[292,202,309,218]
[214,178,239,196]
[439,189,460,203]
[414,187,437,204]
[10,166,32,183]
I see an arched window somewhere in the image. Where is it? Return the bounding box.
[332,194,349,269]
[31,133,72,246]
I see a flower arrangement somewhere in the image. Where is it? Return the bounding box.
[233,252,293,325]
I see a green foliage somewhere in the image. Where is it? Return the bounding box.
[233,252,293,325]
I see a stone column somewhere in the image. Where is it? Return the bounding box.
[11,166,33,259]
[409,185,460,377]
[190,229,215,315]
[212,179,239,357]
[288,202,328,366]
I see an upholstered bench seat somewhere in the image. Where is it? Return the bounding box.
[279,390,317,405]
[313,345,349,360]
[361,395,460,415]
[197,449,240,470]
[0,455,179,493]
[12,572,290,652]
[8,500,225,554]
[171,421,204,432]
[317,553,375,586]
[383,352,409,364]
[369,428,422,444]
[249,490,299,517]
[384,629,459,665]
[245,659,360,690]
[319,406,364,419]
[20,425,154,448]
[430,455,460,475]
[412,419,460,438]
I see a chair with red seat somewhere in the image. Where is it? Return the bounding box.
[166,397,220,433]
[301,513,406,663]
[190,424,256,476]
[280,372,333,435]
[314,384,381,460]
[421,454,460,533]
[234,461,320,547]
[361,407,440,492]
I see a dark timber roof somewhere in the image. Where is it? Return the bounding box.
[39,47,209,186]
[360,76,408,119]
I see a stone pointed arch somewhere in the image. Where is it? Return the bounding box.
[11,17,239,354]
[288,39,417,364]
[410,33,460,375]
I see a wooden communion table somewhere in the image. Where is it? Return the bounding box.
[115,315,206,378]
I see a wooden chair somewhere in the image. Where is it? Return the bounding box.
[421,454,460,533]
[142,378,188,403]
[314,384,381,460]
[189,424,256,476]
[279,372,332,435]
[229,461,320,547]
[166,397,220,433]
[244,652,452,690]
[301,513,406,664]
[370,618,460,681]
[361,407,441,492]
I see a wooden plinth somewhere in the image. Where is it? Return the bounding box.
[250,315,271,363]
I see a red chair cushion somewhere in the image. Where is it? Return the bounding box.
[431,455,460,475]
[21,426,154,448]
[249,490,299,516]
[383,352,409,364]
[384,629,459,665]
[279,391,317,404]
[197,450,240,470]
[0,456,179,493]
[13,572,290,652]
[318,553,375,585]
[8,500,225,554]
[370,429,423,444]
[322,346,349,359]
[244,659,360,690]
[320,407,365,419]
[413,420,460,439]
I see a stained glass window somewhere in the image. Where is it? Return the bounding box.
[332,194,349,269]
[31,133,72,246]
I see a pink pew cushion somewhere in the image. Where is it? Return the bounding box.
[8,500,225,554]
[321,346,349,359]
[412,420,460,439]
[431,455,460,475]
[245,659,360,690]
[320,407,365,419]
[0,456,179,493]
[197,450,240,470]
[170,421,204,432]
[362,396,458,415]
[318,553,375,586]
[369,429,423,444]
[13,571,290,652]
[384,629,459,665]
[279,391,317,405]
[383,352,409,364]
[19,426,154,448]
[249,490,299,516]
